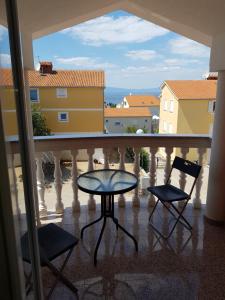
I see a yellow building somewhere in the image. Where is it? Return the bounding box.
[1,62,105,135]
[159,80,217,162]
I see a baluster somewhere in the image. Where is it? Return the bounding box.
[103,147,110,169]
[71,149,80,213]
[178,147,189,208]
[9,153,21,217]
[53,151,64,214]
[132,147,140,207]
[148,147,158,207]
[36,152,47,217]
[87,148,96,210]
[164,147,173,183]
[118,147,126,207]
[193,148,206,209]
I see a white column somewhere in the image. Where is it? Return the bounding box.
[20,30,34,69]
[206,70,225,222]
[118,147,126,207]
[53,151,64,214]
[164,147,173,183]
[71,150,80,213]
[193,148,206,209]
[36,152,47,217]
[103,148,110,169]
[148,147,158,207]
[178,147,189,208]
[87,148,96,210]
[132,147,140,207]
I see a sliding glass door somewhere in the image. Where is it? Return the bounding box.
[0,0,43,298]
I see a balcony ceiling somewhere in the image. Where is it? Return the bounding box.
[1,0,225,46]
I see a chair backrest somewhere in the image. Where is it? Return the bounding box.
[167,156,202,198]
[172,156,201,178]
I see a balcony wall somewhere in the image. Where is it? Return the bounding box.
[9,134,211,221]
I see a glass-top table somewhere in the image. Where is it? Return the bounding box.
[77,169,138,265]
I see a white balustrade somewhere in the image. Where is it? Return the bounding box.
[71,149,80,213]
[164,147,173,184]
[103,147,110,169]
[10,153,21,217]
[53,151,64,214]
[178,147,189,208]
[9,134,211,216]
[87,148,96,210]
[36,152,48,217]
[148,147,158,207]
[132,147,140,207]
[193,148,206,209]
[118,147,126,207]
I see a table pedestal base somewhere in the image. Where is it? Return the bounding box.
[81,194,138,265]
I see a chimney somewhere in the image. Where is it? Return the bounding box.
[204,72,218,80]
[39,61,53,74]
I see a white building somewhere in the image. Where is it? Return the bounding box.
[117,95,160,116]
[104,107,152,133]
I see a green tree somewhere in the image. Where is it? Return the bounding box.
[31,104,51,136]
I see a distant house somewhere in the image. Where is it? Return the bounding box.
[1,62,105,135]
[104,107,152,133]
[159,79,217,162]
[117,95,160,116]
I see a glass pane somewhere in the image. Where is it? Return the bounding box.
[0,0,42,298]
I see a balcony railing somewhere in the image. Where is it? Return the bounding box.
[9,134,211,220]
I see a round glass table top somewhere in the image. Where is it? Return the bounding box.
[77,169,137,195]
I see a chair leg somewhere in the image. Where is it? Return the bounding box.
[24,271,33,296]
[170,202,192,230]
[46,248,77,299]
[149,199,160,222]
[149,198,192,239]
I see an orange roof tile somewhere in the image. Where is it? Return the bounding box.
[125,95,160,107]
[164,80,217,99]
[104,107,151,118]
[0,68,104,88]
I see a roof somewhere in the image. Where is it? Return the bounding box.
[125,95,160,107]
[104,107,151,118]
[164,80,217,100]
[0,69,104,88]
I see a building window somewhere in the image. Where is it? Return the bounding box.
[208,100,216,113]
[168,123,173,133]
[163,100,167,111]
[169,100,174,112]
[163,120,167,132]
[56,88,67,98]
[30,88,39,102]
[115,121,121,126]
[58,112,69,122]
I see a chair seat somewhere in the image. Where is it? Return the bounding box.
[147,184,189,202]
[21,223,79,266]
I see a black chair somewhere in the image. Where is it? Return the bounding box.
[21,223,79,299]
[148,156,201,239]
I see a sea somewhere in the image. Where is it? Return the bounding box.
[104,87,160,105]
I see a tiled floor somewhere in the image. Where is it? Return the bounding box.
[36,200,225,300]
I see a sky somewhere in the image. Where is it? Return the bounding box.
[0,10,210,89]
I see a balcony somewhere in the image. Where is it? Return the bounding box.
[11,133,225,298]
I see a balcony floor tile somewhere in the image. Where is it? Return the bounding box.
[35,202,225,300]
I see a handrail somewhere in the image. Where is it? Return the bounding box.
[9,133,212,153]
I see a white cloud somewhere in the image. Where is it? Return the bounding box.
[61,15,169,46]
[125,50,157,61]
[0,25,7,41]
[0,53,11,66]
[55,56,116,69]
[169,37,210,57]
